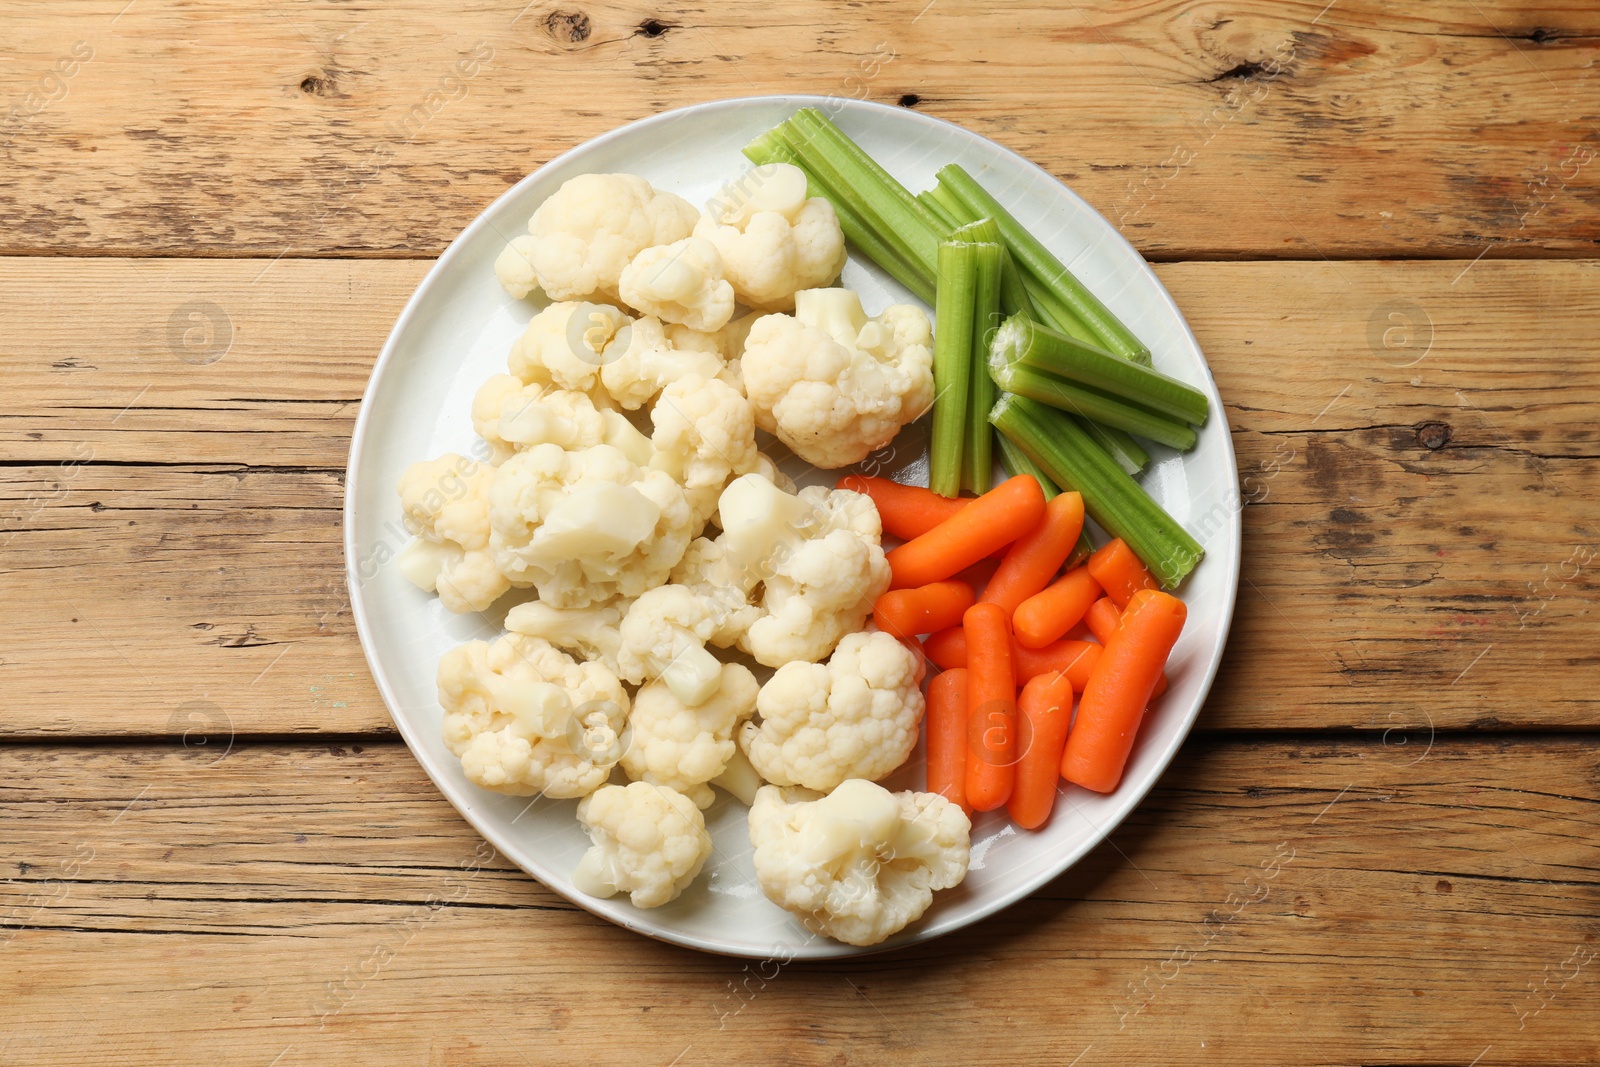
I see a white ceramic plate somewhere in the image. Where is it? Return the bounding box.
[345,94,1241,959]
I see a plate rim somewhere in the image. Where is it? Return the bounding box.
[343,92,1242,960]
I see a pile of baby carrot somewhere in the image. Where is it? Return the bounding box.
[841,473,1188,831]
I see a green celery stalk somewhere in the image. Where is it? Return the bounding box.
[963,241,1003,493]
[917,189,960,231]
[991,395,1203,588]
[948,216,1038,324]
[743,132,935,305]
[987,353,1196,451]
[992,313,1209,426]
[1083,421,1151,475]
[931,241,981,497]
[785,109,945,275]
[927,180,973,227]
[996,432,1058,500]
[938,163,1151,364]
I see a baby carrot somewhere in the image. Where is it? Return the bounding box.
[1084,596,1122,645]
[927,668,970,814]
[964,602,1017,811]
[1083,597,1167,697]
[887,475,1047,589]
[1086,537,1158,608]
[981,491,1086,614]
[922,627,1101,691]
[1009,670,1074,830]
[1013,566,1102,649]
[1061,590,1186,793]
[836,475,971,540]
[873,580,976,640]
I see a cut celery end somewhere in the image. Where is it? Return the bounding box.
[992,313,1208,427]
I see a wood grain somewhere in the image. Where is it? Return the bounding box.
[4,257,1596,735]
[1,1,1597,260]
[1,738,1596,1065]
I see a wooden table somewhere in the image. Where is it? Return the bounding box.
[4,2,1598,1063]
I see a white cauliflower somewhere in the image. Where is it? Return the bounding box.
[504,599,625,673]
[711,745,766,806]
[667,535,766,650]
[616,585,723,707]
[720,476,891,667]
[742,288,935,468]
[495,174,698,302]
[471,375,651,465]
[748,779,971,946]
[599,314,727,411]
[740,630,924,793]
[694,163,847,311]
[618,236,736,333]
[621,663,760,809]
[649,374,758,490]
[573,782,713,908]
[506,301,630,397]
[395,453,510,614]
[488,443,695,608]
[439,634,629,799]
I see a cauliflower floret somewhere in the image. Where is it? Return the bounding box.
[748,779,970,946]
[599,314,727,411]
[667,536,766,649]
[496,174,698,302]
[618,236,736,334]
[439,634,629,799]
[471,375,652,465]
[718,476,891,667]
[649,374,758,490]
[694,163,846,312]
[649,373,761,527]
[742,288,935,468]
[395,453,510,613]
[616,585,724,707]
[621,663,760,809]
[488,443,696,608]
[573,782,713,908]
[507,301,631,397]
[710,745,766,806]
[504,599,626,672]
[740,630,924,792]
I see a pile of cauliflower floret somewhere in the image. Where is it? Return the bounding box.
[397,166,967,946]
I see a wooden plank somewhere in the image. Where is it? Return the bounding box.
[1,1,1597,259]
[4,257,1596,734]
[1,738,1596,1064]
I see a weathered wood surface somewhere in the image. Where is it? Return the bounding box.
[2,738,1596,1065]
[4,258,1595,735]
[1,1,1598,259]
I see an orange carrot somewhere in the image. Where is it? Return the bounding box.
[1060,590,1186,793]
[1086,538,1158,608]
[1084,596,1121,645]
[922,626,967,670]
[927,668,970,814]
[1083,597,1167,697]
[963,602,1017,811]
[953,554,1003,590]
[1013,566,1102,649]
[887,475,1047,589]
[981,492,1086,614]
[873,580,975,640]
[837,475,971,541]
[922,627,1101,691]
[1019,639,1101,692]
[1008,670,1074,830]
